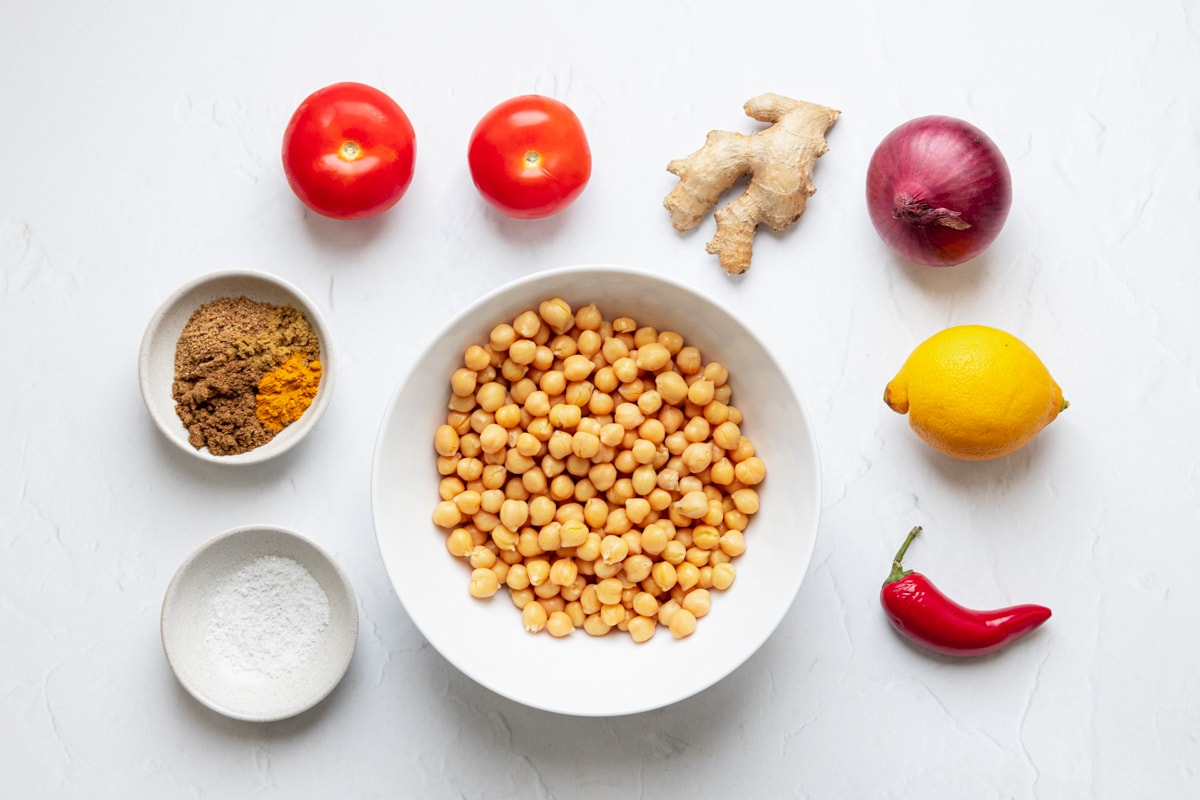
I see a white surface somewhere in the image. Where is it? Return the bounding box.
[372,265,820,716]
[1,1,1196,796]
[138,269,335,464]
[161,525,359,722]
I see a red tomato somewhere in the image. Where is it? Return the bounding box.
[467,95,591,219]
[282,82,416,220]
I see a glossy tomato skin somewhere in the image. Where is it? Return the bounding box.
[468,95,591,219]
[282,82,416,220]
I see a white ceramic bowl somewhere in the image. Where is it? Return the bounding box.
[372,265,821,716]
[138,269,335,464]
[161,525,359,722]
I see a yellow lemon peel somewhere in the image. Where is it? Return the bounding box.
[884,325,1066,461]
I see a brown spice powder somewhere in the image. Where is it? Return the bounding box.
[172,296,320,456]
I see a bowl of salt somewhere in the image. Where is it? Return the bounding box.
[161,525,358,722]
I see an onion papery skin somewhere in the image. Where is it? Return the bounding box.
[866,116,1012,267]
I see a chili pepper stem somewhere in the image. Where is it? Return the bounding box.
[884,526,923,585]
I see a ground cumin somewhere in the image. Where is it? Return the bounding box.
[172,296,321,456]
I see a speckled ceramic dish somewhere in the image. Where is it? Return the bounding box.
[138,269,335,464]
[371,264,822,716]
[160,525,358,722]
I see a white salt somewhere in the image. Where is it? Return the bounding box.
[205,554,330,678]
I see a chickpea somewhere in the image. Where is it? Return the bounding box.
[734,456,767,486]
[534,580,562,600]
[594,577,623,606]
[575,329,601,356]
[445,528,474,558]
[730,435,756,462]
[498,498,528,531]
[537,298,573,334]
[711,562,736,591]
[555,502,584,524]
[434,425,460,458]
[587,462,618,492]
[507,348,536,375]
[561,354,594,381]
[599,534,629,565]
[477,423,506,455]
[719,529,747,557]
[504,562,531,591]
[628,615,657,643]
[602,509,632,536]
[575,532,602,562]
[687,378,715,407]
[491,524,520,552]
[593,559,622,580]
[539,370,567,397]
[592,366,619,394]
[508,381,537,410]
[488,323,517,351]
[651,561,678,593]
[476,488,501,514]
[559,519,589,548]
[639,522,668,556]
[595,603,623,627]
[607,478,636,505]
[449,489,479,516]
[634,342,671,372]
[476,382,508,413]
[661,539,687,566]
[668,608,698,639]
[572,430,601,459]
[463,344,491,371]
[625,497,651,525]
[583,614,612,637]
[597,422,625,447]
[494,403,522,429]
[468,567,500,599]
[521,601,548,632]
[570,302,599,330]
[622,554,653,583]
[708,458,736,486]
[524,558,551,587]
[681,441,714,474]
[432,501,462,528]
[731,487,761,515]
[562,381,590,409]
[675,561,701,592]
[652,371,687,406]
[711,420,742,450]
[588,390,615,416]
[674,490,709,520]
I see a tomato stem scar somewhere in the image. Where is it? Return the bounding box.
[339,140,362,161]
[523,150,541,167]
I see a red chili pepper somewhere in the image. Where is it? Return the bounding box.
[880,526,1051,657]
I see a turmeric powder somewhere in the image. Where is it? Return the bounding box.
[256,353,322,431]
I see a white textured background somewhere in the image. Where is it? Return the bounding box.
[2,1,1196,797]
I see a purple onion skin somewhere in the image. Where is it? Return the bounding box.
[866,116,1012,267]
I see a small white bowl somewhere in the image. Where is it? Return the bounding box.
[371,264,822,716]
[161,525,359,722]
[138,269,335,464]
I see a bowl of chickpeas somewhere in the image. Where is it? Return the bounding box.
[371,264,821,716]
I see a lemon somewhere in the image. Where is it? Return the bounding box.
[884,325,1067,461]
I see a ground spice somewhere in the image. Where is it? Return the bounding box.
[256,353,323,431]
[173,296,321,456]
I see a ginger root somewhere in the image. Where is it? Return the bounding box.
[664,93,840,275]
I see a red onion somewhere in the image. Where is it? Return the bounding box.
[866,116,1012,267]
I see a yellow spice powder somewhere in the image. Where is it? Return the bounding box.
[256,353,322,431]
